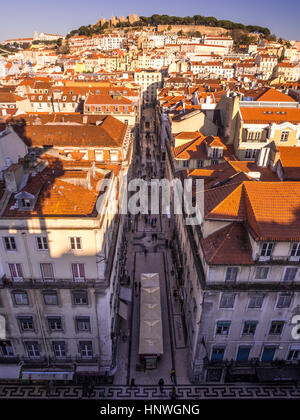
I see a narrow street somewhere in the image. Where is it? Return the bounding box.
[114,105,190,386]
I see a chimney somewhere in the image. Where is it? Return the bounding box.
[3,163,25,193]
[87,169,92,190]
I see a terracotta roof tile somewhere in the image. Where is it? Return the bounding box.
[201,223,253,265]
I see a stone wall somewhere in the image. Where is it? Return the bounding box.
[157,25,228,35]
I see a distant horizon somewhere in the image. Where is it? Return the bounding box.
[0,0,299,43]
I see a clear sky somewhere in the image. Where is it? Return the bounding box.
[0,0,299,42]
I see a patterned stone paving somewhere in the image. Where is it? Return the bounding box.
[0,383,300,399]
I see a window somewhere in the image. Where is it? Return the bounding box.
[9,263,23,281]
[183,160,189,168]
[287,346,300,361]
[211,346,225,361]
[36,236,48,250]
[109,151,118,162]
[255,267,269,280]
[245,149,258,159]
[43,291,58,305]
[280,131,289,142]
[76,317,90,331]
[48,317,63,331]
[21,198,31,208]
[70,237,82,250]
[72,290,88,305]
[3,236,16,251]
[283,267,297,282]
[95,150,104,161]
[225,267,238,283]
[290,243,300,259]
[197,160,203,168]
[13,291,29,305]
[0,340,14,357]
[236,346,251,362]
[248,294,264,308]
[79,341,93,359]
[40,263,54,281]
[18,316,34,331]
[242,321,258,335]
[276,293,292,309]
[52,341,66,359]
[261,346,276,362]
[25,341,40,358]
[72,263,85,282]
[260,242,274,258]
[212,148,220,158]
[216,321,231,335]
[269,321,284,335]
[219,293,235,308]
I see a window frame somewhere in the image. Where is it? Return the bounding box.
[36,236,48,251]
[215,320,231,336]
[283,267,298,282]
[70,237,82,250]
[25,341,40,359]
[13,290,29,306]
[76,317,91,332]
[40,263,55,282]
[47,316,63,332]
[255,267,269,280]
[269,320,285,336]
[72,290,88,305]
[242,320,258,336]
[225,267,239,283]
[248,294,264,309]
[219,292,236,309]
[43,290,59,306]
[18,316,34,332]
[3,236,17,251]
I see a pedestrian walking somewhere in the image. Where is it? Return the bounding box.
[165,239,168,248]
[47,380,55,397]
[87,381,94,398]
[170,387,178,400]
[158,378,164,393]
[134,281,137,291]
[144,248,148,256]
[139,282,141,293]
[170,369,175,383]
[130,378,136,388]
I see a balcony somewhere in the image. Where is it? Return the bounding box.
[2,277,105,289]
[256,254,299,264]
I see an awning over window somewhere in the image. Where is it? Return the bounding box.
[256,366,300,382]
[22,370,74,381]
[0,364,21,379]
[76,365,99,375]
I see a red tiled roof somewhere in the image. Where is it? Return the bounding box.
[201,223,253,265]
[240,107,300,124]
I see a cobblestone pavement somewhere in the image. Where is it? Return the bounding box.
[0,383,300,399]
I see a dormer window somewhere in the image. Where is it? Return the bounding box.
[260,242,274,260]
[21,199,31,208]
[15,191,35,211]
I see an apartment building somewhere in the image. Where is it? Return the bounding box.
[164,143,300,382]
[84,94,136,126]
[255,54,278,80]
[0,114,134,382]
[134,69,162,105]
